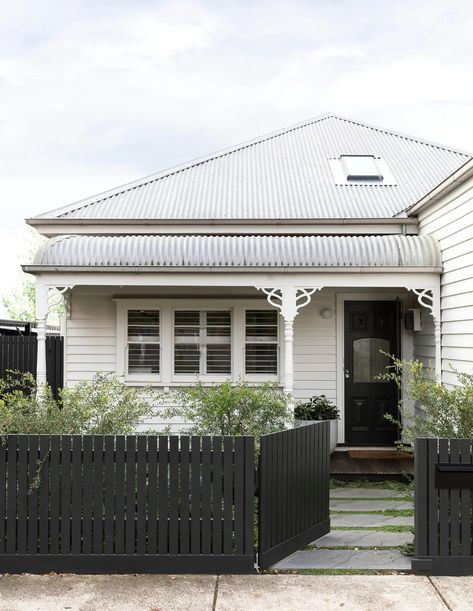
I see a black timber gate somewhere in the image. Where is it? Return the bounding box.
[258,420,330,568]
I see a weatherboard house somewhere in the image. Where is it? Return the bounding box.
[25,114,473,445]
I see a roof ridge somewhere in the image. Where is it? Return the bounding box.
[328,113,472,157]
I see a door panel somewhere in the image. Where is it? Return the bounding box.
[344,301,399,445]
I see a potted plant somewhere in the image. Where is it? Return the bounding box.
[294,395,339,454]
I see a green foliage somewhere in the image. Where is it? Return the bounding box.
[162,379,292,436]
[0,371,155,435]
[294,394,339,421]
[379,356,473,442]
[2,227,62,324]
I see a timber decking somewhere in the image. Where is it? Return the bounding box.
[330,450,414,480]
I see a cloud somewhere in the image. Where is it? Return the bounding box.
[0,0,472,314]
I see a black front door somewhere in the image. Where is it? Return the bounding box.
[344,301,399,445]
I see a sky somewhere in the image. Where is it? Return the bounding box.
[1,0,473,316]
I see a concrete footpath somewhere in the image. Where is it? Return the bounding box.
[1,574,473,611]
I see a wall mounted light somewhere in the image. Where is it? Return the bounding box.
[320,308,333,319]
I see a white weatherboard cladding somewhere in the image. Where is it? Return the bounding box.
[32,234,441,270]
[30,115,470,222]
[65,286,416,432]
[416,174,473,386]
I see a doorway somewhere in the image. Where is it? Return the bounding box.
[344,300,400,445]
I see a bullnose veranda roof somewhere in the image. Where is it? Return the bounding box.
[28,114,470,223]
[26,234,441,272]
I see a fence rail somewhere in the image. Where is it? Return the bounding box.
[413,437,473,575]
[0,434,255,574]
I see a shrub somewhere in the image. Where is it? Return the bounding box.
[0,371,155,436]
[162,379,292,437]
[379,357,473,443]
[294,395,339,421]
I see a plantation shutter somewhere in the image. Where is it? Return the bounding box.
[245,310,278,374]
[174,311,231,375]
[127,310,160,374]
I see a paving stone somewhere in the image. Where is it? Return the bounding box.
[313,529,413,548]
[330,488,409,499]
[330,499,413,512]
[273,549,412,571]
[330,512,414,528]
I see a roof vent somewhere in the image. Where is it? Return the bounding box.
[341,155,383,182]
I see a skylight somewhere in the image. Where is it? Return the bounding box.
[340,155,383,182]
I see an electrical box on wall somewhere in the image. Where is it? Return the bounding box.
[404,308,422,331]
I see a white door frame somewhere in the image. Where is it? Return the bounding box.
[336,291,410,445]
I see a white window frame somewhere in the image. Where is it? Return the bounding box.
[244,308,280,379]
[125,306,161,382]
[115,298,282,386]
[172,307,233,382]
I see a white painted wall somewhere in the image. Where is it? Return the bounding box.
[416,174,473,385]
[65,285,417,433]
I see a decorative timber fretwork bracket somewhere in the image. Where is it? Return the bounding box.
[255,286,323,395]
[406,286,441,379]
[256,287,323,321]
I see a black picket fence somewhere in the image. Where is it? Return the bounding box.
[0,422,330,574]
[0,335,64,398]
[413,438,473,576]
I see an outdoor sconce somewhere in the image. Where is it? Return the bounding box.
[320,308,333,319]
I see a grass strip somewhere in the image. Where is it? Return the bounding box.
[330,496,414,503]
[331,479,413,492]
[332,525,413,533]
[331,509,414,517]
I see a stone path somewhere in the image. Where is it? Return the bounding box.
[273,485,414,572]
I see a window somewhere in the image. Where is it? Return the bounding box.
[127,310,160,375]
[174,311,231,375]
[340,155,383,182]
[245,310,278,374]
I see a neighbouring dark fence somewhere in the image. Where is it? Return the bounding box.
[413,438,473,575]
[0,434,255,574]
[0,335,64,398]
[258,421,330,568]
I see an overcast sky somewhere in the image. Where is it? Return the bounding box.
[1,0,473,315]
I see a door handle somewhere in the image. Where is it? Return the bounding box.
[345,370,350,379]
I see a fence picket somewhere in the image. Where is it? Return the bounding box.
[125,436,136,554]
[0,440,6,554]
[49,435,60,554]
[168,436,179,554]
[449,439,461,556]
[114,436,126,554]
[27,435,39,554]
[6,435,17,554]
[136,436,147,554]
[223,437,233,555]
[460,439,472,556]
[38,435,50,554]
[147,436,158,554]
[201,437,212,555]
[191,436,201,555]
[93,436,104,554]
[104,436,115,554]
[179,436,190,555]
[82,436,93,554]
[211,436,223,555]
[71,436,82,554]
[60,436,71,554]
[17,436,28,554]
[158,436,169,554]
[234,437,244,555]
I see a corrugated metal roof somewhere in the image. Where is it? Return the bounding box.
[29,234,441,270]
[30,114,470,223]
